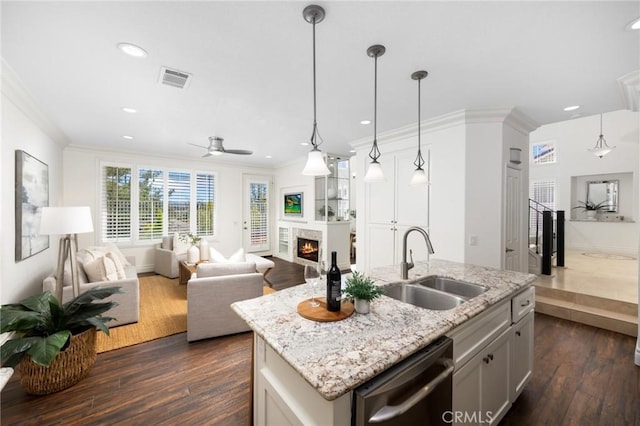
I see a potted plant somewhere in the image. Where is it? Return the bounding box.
[342,271,384,314]
[1,286,121,395]
[180,233,202,263]
[572,200,609,219]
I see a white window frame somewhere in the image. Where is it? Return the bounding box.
[531,140,557,165]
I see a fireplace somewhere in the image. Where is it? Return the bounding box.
[297,237,319,263]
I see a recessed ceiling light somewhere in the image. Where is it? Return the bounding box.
[349,149,356,153]
[122,135,134,140]
[563,105,580,111]
[625,17,640,30]
[122,107,137,113]
[117,42,148,58]
[300,142,309,146]
[266,155,273,159]
[360,120,371,125]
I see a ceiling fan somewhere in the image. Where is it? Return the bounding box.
[189,136,253,157]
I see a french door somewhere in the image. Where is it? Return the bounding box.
[243,175,271,253]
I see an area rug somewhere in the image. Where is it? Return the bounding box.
[96,275,187,353]
[96,275,276,353]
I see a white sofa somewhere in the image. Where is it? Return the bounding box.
[186,262,263,342]
[43,255,140,327]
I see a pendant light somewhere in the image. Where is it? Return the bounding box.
[588,114,615,158]
[301,5,331,176]
[363,45,386,183]
[410,70,429,186]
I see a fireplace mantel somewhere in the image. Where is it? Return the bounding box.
[276,221,351,270]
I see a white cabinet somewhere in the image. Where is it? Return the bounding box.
[449,287,534,426]
[363,148,429,271]
[510,310,534,401]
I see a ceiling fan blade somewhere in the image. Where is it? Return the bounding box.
[189,142,211,149]
[202,152,213,158]
[224,149,253,155]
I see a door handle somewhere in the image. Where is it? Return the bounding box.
[505,248,514,252]
[368,358,455,423]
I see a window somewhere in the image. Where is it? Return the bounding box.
[531,141,556,164]
[529,179,556,232]
[196,173,216,236]
[100,164,216,243]
[102,165,132,242]
[249,182,269,246]
[138,169,164,240]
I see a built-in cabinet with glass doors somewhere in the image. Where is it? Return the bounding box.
[315,156,350,222]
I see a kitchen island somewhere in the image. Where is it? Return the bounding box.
[231,259,536,425]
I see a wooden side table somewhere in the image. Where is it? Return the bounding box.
[178,261,197,285]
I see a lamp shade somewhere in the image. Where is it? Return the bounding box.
[410,169,429,186]
[40,206,94,235]
[302,150,331,176]
[364,162,385,183]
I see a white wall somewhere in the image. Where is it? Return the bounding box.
[530,110,639,255]
[1,79,65,304]
[62,146,273,272]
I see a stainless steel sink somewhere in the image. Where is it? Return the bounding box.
[384,284,466,311]
[415,276,487,299]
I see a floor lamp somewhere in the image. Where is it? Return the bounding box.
[39,206,94,301]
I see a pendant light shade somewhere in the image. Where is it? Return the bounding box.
[301,5,330,176]
[410,70,429,186]
[588,114,615,158]
[363,45,386,183]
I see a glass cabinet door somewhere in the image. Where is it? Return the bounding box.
[315,155,350,222]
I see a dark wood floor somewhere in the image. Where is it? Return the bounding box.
[2,258,638,425]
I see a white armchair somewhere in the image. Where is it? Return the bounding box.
[187,262,263,342]
[154,236,186,278]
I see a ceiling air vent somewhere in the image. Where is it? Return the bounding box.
[158,66,192,89]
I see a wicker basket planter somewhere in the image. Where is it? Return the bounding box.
[18,328,97,395]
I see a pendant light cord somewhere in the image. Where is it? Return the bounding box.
[368,53,382,162]
[309,15,323,150]
[414,77,425,170]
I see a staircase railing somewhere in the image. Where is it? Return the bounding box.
[528,199,565,275]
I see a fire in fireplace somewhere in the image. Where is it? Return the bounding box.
[297,237,319,262]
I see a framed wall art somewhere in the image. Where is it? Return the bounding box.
[15,150,49,261]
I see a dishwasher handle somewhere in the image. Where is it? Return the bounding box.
[369,358,455,424]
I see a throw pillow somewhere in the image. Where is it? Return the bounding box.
[209,247,228,263]
[106,251,127,279]
[83,256,119,282]
[89,244,131,266]
[228,248,246,262]
[173,233,190,256]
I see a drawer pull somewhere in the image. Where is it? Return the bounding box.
[520,300,531,307]
[516,331,521,337]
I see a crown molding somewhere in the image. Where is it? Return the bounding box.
[1,59,70,147]
[617,69,640,112]
[350,107,538,151]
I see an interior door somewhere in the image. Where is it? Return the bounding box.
[504,166,522,271]
[243,175,271,253]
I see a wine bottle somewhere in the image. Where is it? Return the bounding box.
[326,251,341,311]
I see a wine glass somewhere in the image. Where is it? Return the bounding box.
[304,265,320,307]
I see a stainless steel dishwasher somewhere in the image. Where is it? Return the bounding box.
[352,336,454,426]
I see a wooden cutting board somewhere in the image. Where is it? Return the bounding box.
[297,297,354,322]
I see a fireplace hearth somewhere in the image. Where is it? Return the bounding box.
[297,237,319,262]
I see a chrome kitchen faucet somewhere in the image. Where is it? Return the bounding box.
[400,226,435,279]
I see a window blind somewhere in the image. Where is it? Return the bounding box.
[138,168,164,240]
[196,173,215,236]
[529,179,556,232]
[249,182,269,246]
[532,142,556,165]
[167,171,191,234]
[101,165,132,242]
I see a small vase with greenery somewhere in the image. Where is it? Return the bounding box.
[1,286,121,394]
[342,271,384,314]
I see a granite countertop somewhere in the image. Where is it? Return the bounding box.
[231,259,536,401]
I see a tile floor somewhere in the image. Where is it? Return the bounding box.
[534,249,638,304]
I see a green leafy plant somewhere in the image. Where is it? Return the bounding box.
[342,271,384,302]
[572,200,609,212]
[0,287,121,367]
[180,233,201,245]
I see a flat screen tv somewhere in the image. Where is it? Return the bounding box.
[284,192,303,217]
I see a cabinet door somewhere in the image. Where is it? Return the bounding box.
[394,149,429,227]
[366,159,396,224]
[510,311,534,401]
[453,355,481,426]
[480,328,511,426]
[366,224,397,268]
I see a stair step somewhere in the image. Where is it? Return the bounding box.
[535,294,638,337]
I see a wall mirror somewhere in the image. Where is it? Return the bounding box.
[586,180,618,212]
